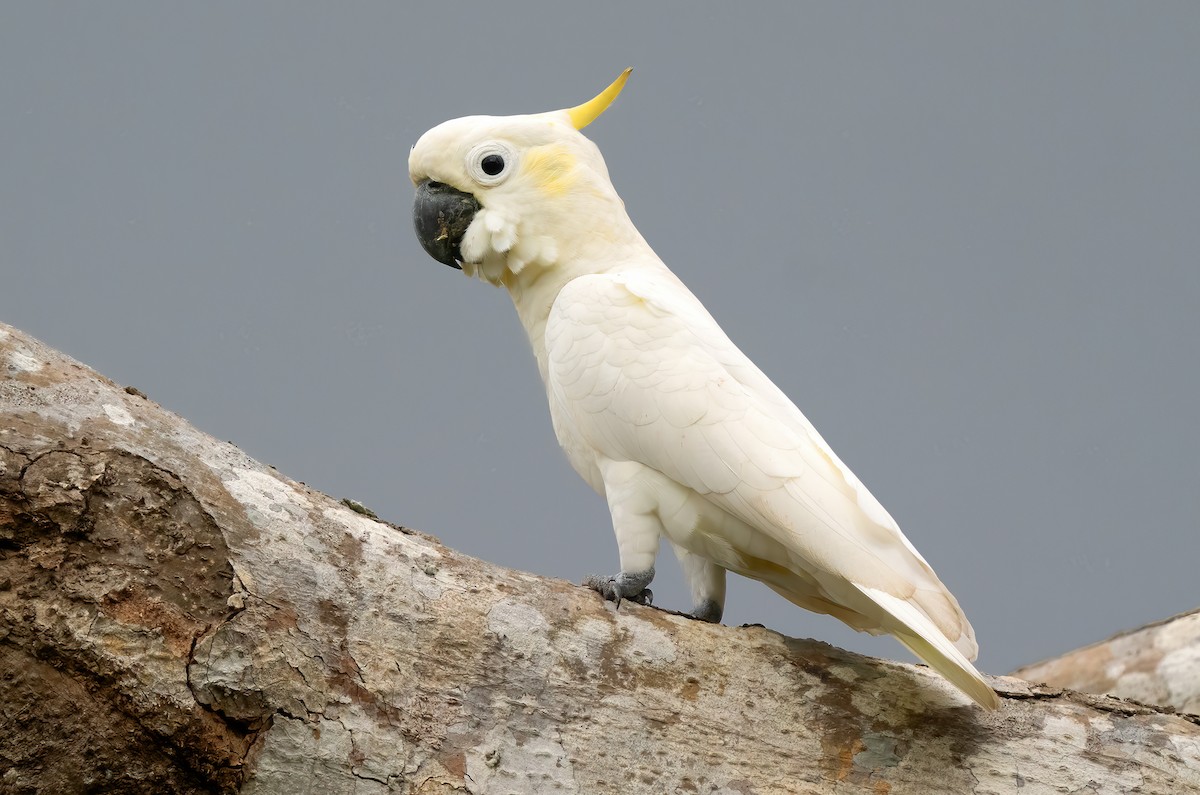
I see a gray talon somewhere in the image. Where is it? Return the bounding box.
[629,588,653,606]
[584,567,655,611]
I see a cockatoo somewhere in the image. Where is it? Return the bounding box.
[410,70,999,710]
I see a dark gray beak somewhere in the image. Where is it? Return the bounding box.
[413,179,481,270]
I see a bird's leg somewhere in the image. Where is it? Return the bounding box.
[586,461,661,611]
[671,542,726,623]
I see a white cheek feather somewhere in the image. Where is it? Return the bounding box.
[483,210,519,253]
[463,208,517,266]
[511,233,539,266]
[509,234,561,277]
[466,209,519,263]
[483,210,506,233]
[478,251,508,285]
[461,206,562,284]
[461,219,489,266]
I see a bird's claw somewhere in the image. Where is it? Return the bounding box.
[584,567,655,611]
[622,588,654,608]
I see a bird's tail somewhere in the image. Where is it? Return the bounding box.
[853,584,1000,710]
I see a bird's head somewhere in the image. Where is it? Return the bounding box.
[409,69,637,286]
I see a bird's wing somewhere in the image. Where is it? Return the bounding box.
[546,270,993,706]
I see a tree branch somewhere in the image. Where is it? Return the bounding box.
[1013,608,1200,715]
[2,321,1198,794]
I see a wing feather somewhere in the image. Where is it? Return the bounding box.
[546,270,981,665]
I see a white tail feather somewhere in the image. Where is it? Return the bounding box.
[855,585,1000,710]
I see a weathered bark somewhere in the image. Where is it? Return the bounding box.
[1013,608,1200,715]
[1,320,1198,795]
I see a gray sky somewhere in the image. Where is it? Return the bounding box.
[3,4,1198,675]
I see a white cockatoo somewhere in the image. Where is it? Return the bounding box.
[410,70,998,710]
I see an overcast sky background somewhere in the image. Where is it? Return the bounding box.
[3,4,1198,675]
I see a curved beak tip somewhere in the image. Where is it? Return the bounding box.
[413,180,481,269]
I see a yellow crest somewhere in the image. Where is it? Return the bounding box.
[566,68,632,130]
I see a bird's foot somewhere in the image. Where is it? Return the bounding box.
[689,598,723,623]
[584,567,655,610]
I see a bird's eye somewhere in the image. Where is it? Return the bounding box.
[466,141,515,187]
[481,154,504,176]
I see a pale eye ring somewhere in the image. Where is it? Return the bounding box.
[466,141,515,186]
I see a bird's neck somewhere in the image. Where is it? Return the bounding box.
[502,237,660,384]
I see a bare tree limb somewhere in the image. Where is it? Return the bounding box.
[1013,608,1200,715]
[2,321,1199,795]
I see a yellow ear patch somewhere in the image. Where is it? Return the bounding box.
[521,145,578,195]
